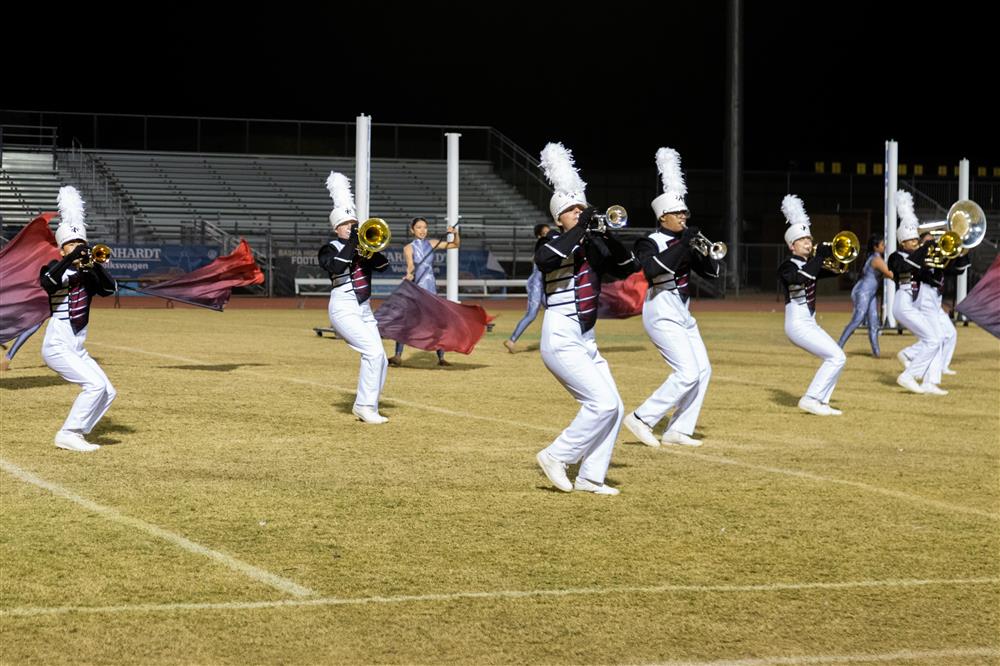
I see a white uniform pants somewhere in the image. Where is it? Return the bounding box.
[539,311,623,485]
[902,289,955,380]
[635,302,711,436]
[328,293,388,411]
[893,295,941,383]
[785,310,846,404]
[41,318,116,434]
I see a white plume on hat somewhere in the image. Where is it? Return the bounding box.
[895,190,919,227]
[540,142,588,221]
[782,194,812,246]
[55,185,88,246]
[326,171,358,228]
[651,147,689,219]
[894,190,921,242]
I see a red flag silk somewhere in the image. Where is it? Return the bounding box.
[374,280,494,354]
[597,271,648,319]
[0,214,60,341]
[956,254,1000,339]
[138,239,264,311]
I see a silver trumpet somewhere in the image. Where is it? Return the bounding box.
[690,232,728,260]
[590,205,628,234]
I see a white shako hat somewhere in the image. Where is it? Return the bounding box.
[650,147,689,218]
[55,186,88,246]
[326,172,358,228]
[539,142,588,222]
[782,194,812,247]
[895,190,920,242]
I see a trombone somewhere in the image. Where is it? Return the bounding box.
[589,205,628,234]
[356,218,391,258]
[816,231,859,274]
[689,232,728,260]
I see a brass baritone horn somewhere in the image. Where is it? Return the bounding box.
[818,231,859,274]
[690,232,728,260]
[924,230,962,268]
[591,205,628,234]
[917,199,987,252]
[946,199,987,250]
[357,218,391,258]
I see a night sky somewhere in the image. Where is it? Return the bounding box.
[6,2,997,172]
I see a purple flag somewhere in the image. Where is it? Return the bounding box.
[137,239,264,310]
[375,280,493,354]
[598,271,648,319]
[956,254,1000,339]
[0,214,60,342]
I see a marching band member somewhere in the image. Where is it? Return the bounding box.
[887,191,943,394]
[837,233,893,357]
[623,148,720,448]
[318,172,391,423]
[905,228,970,383]
[776,195,847,416]
[39,186,117,452]
[533,142,638,495]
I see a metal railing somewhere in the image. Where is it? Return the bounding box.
[0,124,58,158]
[59,142,136,222]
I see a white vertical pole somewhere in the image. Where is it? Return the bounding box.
[355,114,371,221]
[445,132,461,303]
[884,140,898,328]
[956,158,970,320]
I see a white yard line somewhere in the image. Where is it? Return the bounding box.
[90,342,1000,521]
[633,646,1000,665]
[1,577,996,618]
[0,459,315,598]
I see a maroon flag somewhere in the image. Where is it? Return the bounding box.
[956,254,1000,339]
[137,239,264,311]
[0,214,60,342]
[598,271,648,319]
[375,280,494,354]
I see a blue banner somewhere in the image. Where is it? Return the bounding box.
[105,245,222,280]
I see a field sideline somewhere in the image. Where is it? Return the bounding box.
[1,304,998,665]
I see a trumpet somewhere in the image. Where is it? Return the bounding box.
[589,205,628,234]
[689,232,728,260]
[357,218,391,258]
[79,243,112,269]
[816,231,859,274]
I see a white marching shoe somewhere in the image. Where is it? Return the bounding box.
[896,372,925,394]
[896,350,911,370]
[823,404,843,416]
[623,412,660,448]
[352,406,388,424]
[921,383,949,396]
[942,367,957,376]
[54,431,100,452]
[798,396,832,416]
[573,477,620,495]
[661,430,703,447]
[536,450,572,492]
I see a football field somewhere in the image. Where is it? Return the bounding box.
[2,304,998,665]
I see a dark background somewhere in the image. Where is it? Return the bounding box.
[5,2,996,171]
